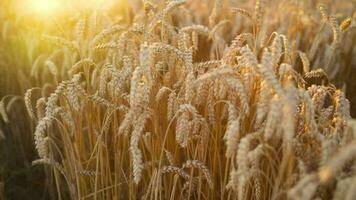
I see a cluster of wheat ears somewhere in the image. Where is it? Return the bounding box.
[1,0,355,199]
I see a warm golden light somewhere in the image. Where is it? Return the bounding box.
[19,0,120,17]
[25,0,60,16]
[83,0,118,10]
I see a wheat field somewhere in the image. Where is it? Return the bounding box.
[0,0,356,199]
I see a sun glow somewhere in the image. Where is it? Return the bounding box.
[25,0,61,16]
[80,0,118,10]
[21,0,121,17]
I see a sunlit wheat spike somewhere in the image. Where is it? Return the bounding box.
[178,104,201,118]
[92,25,124,46]
[36,97,46,120]
[130,113,149,184]
[304,68,329,85]
[24,88,36,120]
[95,42,118,50]
[164,149,174,165]
[280,34,291,63]
[248,144,265,167]
[333,90,351,119]
[184,71,195,102]
[230,33,253,50]
[224,118,240,158]
[34,117,51,158]
[270,34,282,67]
[299,51,310,74]
[182,177,200,198]
[89,92,115,108]
[254,0,266,30]
[207,90,216,125]
[259,48,283,95]
[176,111,190,147]
[264,95,282,140]
[65,84,81,112]
[180,25,210,35]
[69,58,95,75]
[240,45,258,68]
[318,4,329,22]
[162,0,187,18]
[281,87,298,141]
[228,133,259,197]
[139,43,153,84]
[223,33,253,63]
[161,165,189,179]
[150,42,186,61]
[194,66,235,84]
[56,108,75,134]
[299,89,319,134]
[78,170,97,177]
[182,160,213,188]
[167,91,177,121]
[155,87,172,102]
[231,8,253,20]
[224,77,250,115]
[118,111,133,136]
[328,16,340,46]
[339,17,351,31]
[255,82,270,128]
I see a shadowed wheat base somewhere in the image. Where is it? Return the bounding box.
[1,0,355,199]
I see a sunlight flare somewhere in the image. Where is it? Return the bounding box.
[25,0,61,15]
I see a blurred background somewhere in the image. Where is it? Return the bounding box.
[0,1,127,199]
